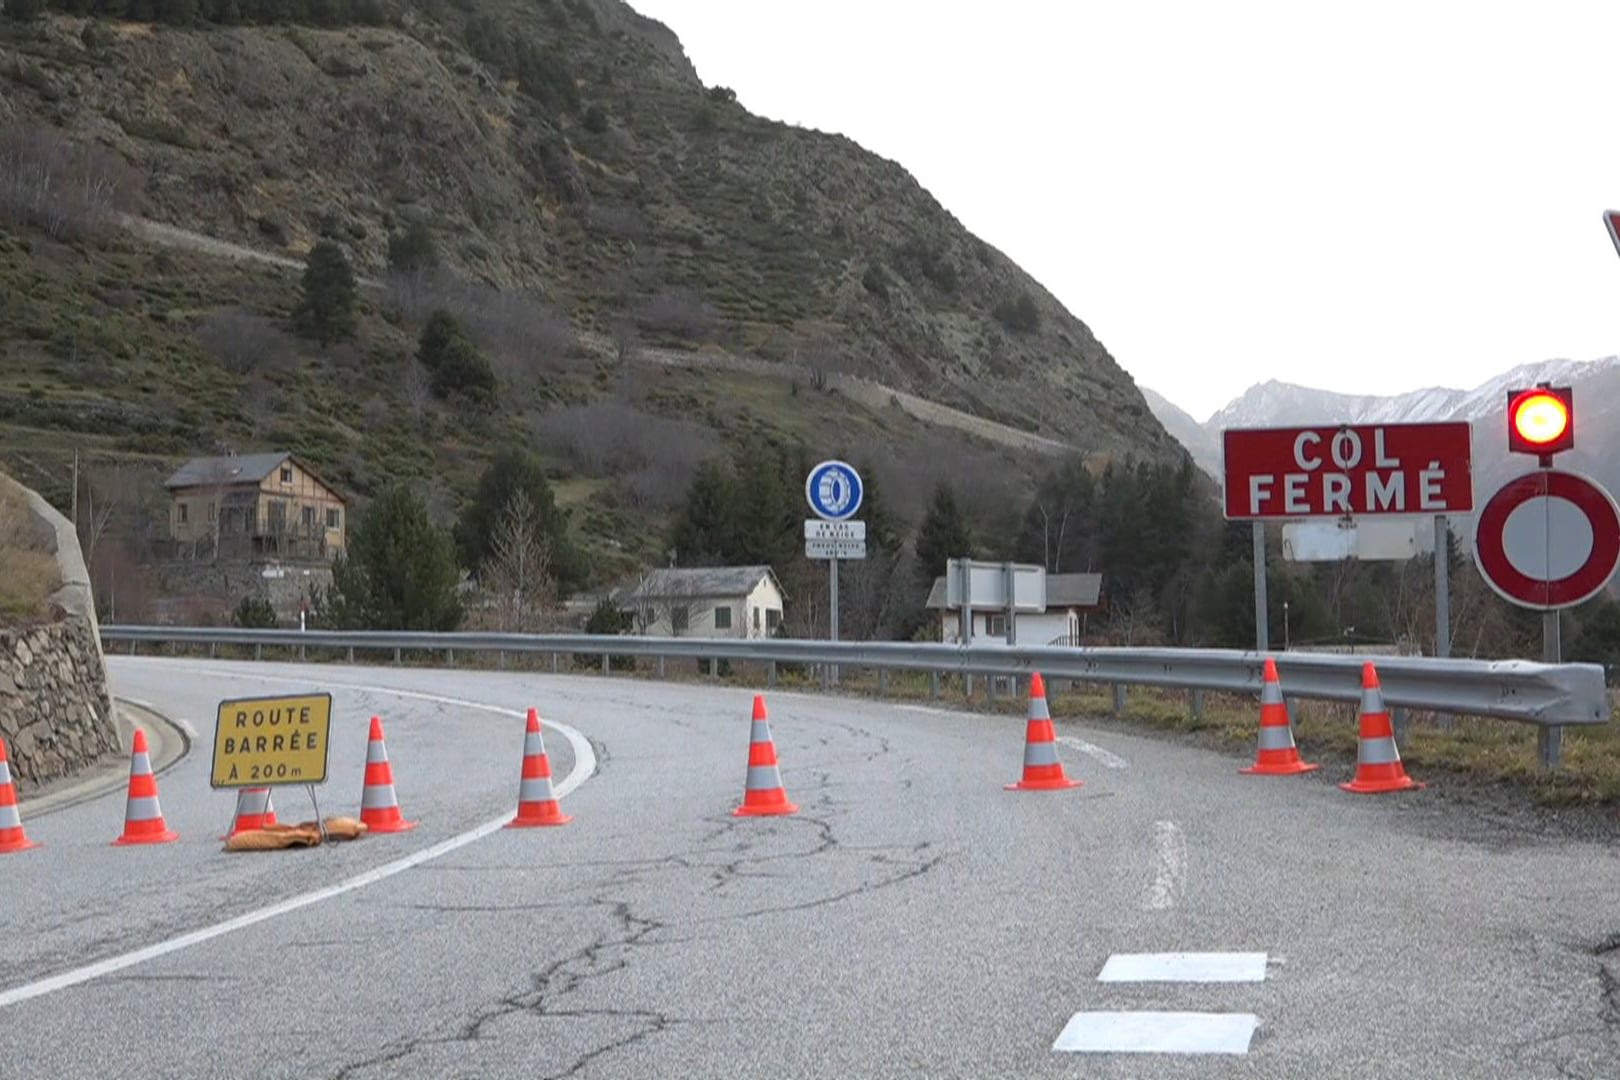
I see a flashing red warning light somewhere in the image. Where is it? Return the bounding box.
[1506,386,1573,458]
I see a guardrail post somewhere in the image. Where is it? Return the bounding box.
[930,671,941,700]
[601,653,610,675]
[347,646,355,664]
[1392,705,1408,743]
[445,647,454,667]
[498,650,506,671]
[550,653,559,674]
[393,647,401,665]
[299,644,306,662]
[1190,688,1205,721]
[255,643,263,661]
[657,656,666,679]
[768,661,777,688]
[987,674,998,704]
[965,673,974,700]
[878,669,889,697]
[1538,726,1563,770]
[709,657,718,679]
[209,642,217,659]
[1112,682,1126,717]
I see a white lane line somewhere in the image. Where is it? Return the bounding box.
[0,674,595,1011]
[1143,821,1186,911]
[1057,736,1129,769]
[1099,952,1268,983]
[1053,1012,1258,1055]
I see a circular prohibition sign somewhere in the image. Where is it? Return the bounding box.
[1472,469,1620,610]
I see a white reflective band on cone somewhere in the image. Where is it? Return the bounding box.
[361,785,398,810]
[1257,726,1296,751]
[1357,737,1401,765]
[123,796,163,821]
[1023,740,1061,767]
[745,765,784,791]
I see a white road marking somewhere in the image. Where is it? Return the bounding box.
[1099,952,1268,983]
[1052,1012,1258,1055]
[1143,821,1187,911]
[1057,736,1129,769]
[0,671,595,1010]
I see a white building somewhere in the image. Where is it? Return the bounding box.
[623,566,785,640]
[926,572,1104,645]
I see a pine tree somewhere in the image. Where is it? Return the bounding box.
[729,444,795,568]
[388,220,439,273]
[294,239,358,346]
[915,483,973,587]
[669,459,735,565]
[317,486,462,631]
[454,450,583,593]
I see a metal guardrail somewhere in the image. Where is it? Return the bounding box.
[100,625,1607,741]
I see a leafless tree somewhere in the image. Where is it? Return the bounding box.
[633,289,717,342]
[627,574,705,637]
[194,309,300,375]
[470,491,557,633]
[0,124,143,241]
[611,317,640,365]
[403,356,434,417]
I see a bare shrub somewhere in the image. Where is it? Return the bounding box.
[0,124,143,241]
[465,490,557,633]
[633,288,717,342]
[585,202,648,240]
[534,401,714,508]
[386,269,576,365]
[194,308,300,374]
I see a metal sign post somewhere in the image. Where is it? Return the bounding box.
[805,462,864,690]
[1252,521,1269,653]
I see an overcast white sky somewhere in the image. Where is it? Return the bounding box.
[626,0,1620,420]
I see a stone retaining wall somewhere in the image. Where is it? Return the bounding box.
[0,618,119,788]
[0,479,121,790]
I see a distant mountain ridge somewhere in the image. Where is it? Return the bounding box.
[1150,357,1620,490]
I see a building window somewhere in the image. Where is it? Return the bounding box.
[753,608,761,630]
[280,466,293,484]
[326,508,341,529]
[766,609,782,632]
[301,506,315,528]
[714,606,732,630]
[988,614,1008,637]
[671,608,689,633]
[206,502,216,522]
[178,503,188,524]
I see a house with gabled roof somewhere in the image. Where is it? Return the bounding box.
[164,452,346,561]
[621,566,785,639]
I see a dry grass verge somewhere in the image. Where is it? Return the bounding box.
[0,475,60,621]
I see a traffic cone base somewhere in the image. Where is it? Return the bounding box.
[0,738,38,854]
[1241,657,1319,777]
[1341,662,1425,795]
[224,787,278,839]
[1008,673,1082,791]
[359,716,417,833]
[113,729,178,846]
[734,696,797,817]
[507,708,572,828]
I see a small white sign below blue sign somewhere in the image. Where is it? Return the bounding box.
[805,460,863,522]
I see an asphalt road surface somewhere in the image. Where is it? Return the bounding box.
[3,658,1618,1079]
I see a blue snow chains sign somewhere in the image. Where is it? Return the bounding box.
[805,460,864,521]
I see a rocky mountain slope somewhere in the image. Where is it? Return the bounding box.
[0,0,1185,600]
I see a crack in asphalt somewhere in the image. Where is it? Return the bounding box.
[329,898,681,1080]
[700,843,948,924]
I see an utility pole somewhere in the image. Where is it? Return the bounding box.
[70,448,79,529]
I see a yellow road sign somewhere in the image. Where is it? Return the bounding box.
[211,693,333,788]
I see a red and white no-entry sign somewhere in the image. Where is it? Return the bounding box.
[1473,470,1620,610]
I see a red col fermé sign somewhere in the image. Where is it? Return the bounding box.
[1223,422,1473,520]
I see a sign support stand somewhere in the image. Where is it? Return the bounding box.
[1540,611,1562,769]
[828,557,840,688]
[1433,514,1452,730]
[308,784,327,843]
[1252,521,1269,653]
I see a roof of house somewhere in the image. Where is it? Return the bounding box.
[926,572,1103,611]
[165,453,344,502]
[624,566,780,600]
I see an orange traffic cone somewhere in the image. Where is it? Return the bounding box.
[1240,658,1320,776]
[0,737,38,854]
[507,708,571,828]
[1007,672,1081,790]
[225,787,278,838]
[1340,662,1425,794]
[733,695,797,817]
[359,716,417,833]
[113,728,178,845]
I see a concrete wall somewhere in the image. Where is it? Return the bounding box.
[0,483,121,790]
